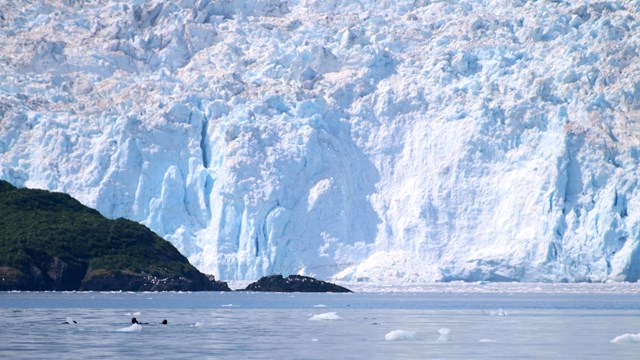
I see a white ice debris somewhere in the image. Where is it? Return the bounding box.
[117,324,142,332]
[2,0,640,282]
[484,309,508,316]
[611,333,640,344]
[309,312,342,321]
[436,328,451,342]
[385,330,416,341]
[479,338,497,343]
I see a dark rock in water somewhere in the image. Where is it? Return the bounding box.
[0,180,230,292]
[243,274,352,293]
[0,256,88,291]
[206,274,231,292]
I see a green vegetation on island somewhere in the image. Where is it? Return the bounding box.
[0,180,229,291]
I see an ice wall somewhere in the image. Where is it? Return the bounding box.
[1,0,640,282]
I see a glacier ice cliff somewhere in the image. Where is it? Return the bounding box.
[2,0,640,282]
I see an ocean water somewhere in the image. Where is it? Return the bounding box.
[1,283,640,359]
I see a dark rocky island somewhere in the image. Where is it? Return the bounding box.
[0,180,230,291]
[243,274,352,292]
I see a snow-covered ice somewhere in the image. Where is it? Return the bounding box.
[2,0,640,283]
[385,330,416,341]
[309,312,342,321]
[340,281,640,294]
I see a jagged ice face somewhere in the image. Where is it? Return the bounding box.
[2,0,640,282]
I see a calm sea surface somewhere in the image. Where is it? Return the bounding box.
[1,283,640,359]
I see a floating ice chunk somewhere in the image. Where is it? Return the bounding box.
[117,324,142,332]
[437,328,450,342]
[479,338,497,343]
[611,333,640,344]
[221,304,238,307]
[125,312,142,316]
[191,322,204,327]
[313,304,328,308]
[311,338,319,342]
[385,330,416,341]
[309,312,342,321]
[484,309,508,316]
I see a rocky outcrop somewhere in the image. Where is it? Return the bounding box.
[0,263,231,291]
[243,274,351,292]
[79,270,230,292]
[0,181,231,291]
[206,274,232,291]
[0,256,87,291]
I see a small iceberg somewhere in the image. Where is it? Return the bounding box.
[125,312,142,316]
[117,324,142,332]
[479,338,497,343]
[611,333,640,344]
[313,304,327,308]
[484,309,508,316]
[436,328,450,342]
[309,312,342,321]
[385,330,416,341]
[191,322,205,327]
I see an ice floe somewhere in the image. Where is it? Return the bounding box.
[436,328,451,342]
[479,338,497,343]
[385,330,416,341]
[117,324,142,332]
[611,333,640,344]
[484,309,508,316]
[309,312,342,321]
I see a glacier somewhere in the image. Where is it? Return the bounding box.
[2,0,640,282]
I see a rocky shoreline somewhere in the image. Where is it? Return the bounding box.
[242,274,352,293]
